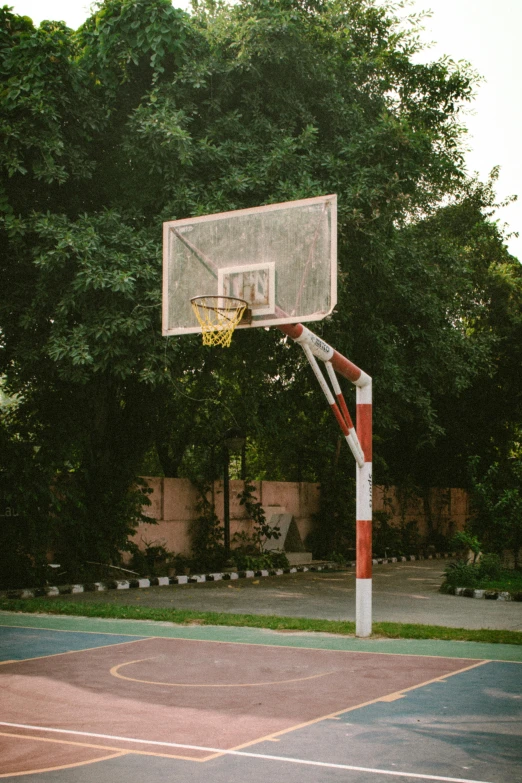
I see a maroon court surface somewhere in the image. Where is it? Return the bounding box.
[0,635,484,777]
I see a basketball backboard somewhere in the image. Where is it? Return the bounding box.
[162,194,337,336]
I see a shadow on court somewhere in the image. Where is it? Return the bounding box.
[0,617,521,783]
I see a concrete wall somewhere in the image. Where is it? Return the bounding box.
[373,486,469,539]
[131,478,470,557]
[131,478,321,556]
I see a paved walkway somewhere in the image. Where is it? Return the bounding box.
[54,560,522,631]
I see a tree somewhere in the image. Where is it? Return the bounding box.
[0,209,168,570]
[0,0,518,574]
[365,175,522,489]
[468,453,522,568]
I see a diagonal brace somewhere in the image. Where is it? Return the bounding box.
[300,343,365,468]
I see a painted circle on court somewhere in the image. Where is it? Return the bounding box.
[110,656,335,688]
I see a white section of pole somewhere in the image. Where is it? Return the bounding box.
[354,370,372,389]
[355,578,372,637]
[357,378,372,402]
[347,434,365,470]
[356,461,373,520]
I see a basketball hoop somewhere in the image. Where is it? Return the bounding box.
[190,295,248,348]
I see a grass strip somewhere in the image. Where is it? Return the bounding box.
[1,598,521,645]
[371,622,522,645]
[0,599,355,634]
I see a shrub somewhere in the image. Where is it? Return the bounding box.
[128,539,191,577]
[477,553,503,581]
[236,481,282,552]
[189,481,228,572]
[232,551,289,571]
[450,531,482,561]
[309,468,356,560]
[373,512,423,557]
[468,456,522,568]
[443,552,512,590]
[443,561,480,588]
[372,510,402,556]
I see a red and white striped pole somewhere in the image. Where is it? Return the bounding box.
[278,323,373,637]
[355,376,372,637]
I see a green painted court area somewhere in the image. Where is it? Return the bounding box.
[0,612,521,783]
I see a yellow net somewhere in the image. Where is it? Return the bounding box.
[190,296,248,348]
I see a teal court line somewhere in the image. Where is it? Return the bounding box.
[2,611,522,662]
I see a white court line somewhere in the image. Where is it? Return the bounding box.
[0,722,494,783]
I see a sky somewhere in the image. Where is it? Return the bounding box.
[7,0,522,261]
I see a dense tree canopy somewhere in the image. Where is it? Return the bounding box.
[0,0,520,573]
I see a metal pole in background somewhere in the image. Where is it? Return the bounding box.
[223,445,230,558]
[222,429,245,562]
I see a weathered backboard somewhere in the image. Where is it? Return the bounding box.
[162,194,337,336]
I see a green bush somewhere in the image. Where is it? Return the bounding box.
[477,552,503,581]
[443,561,480,588]
[468,457,522,568]
[228,482,288,572]
[373,512,423,557]
[309,467,356,560]
[327,551,349,566]
[232,551,289,572]
[449,531,482,560]
[373,510,402,556]
[189,482,228,572]
[128,540,191,577]
[443,552,517,590]
[236,482,282,552]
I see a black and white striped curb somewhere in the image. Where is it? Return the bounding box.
[5,552,454,600]
[449,586,522,602]
[6,564,334,599]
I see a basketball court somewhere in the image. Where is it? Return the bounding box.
[1,613,521,782]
